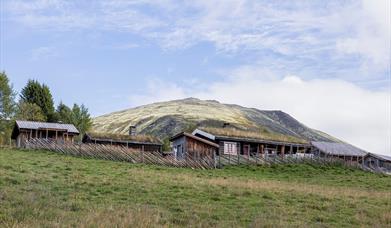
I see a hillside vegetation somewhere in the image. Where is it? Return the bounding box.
[1,148,390,227]
[92,98,339,143]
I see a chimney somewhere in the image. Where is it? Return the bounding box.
[222,122,230,128]
[129,125,137,136]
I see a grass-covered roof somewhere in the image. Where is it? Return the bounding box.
[85,132,162,144]
[199,127,308,144]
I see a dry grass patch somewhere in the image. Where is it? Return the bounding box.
[127,168,391,200]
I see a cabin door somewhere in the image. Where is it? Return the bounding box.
[176,145,184,160]
[243,144,250,156]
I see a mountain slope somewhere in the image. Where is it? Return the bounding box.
[92,98,338,142]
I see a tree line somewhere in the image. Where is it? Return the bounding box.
[0,71,92,144]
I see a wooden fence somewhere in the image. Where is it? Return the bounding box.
[26,139,216,169]
[215,153,365,169]
[25,139,371,171]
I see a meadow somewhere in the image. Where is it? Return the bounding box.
[1,148,390,227]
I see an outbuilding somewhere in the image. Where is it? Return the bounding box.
[82,132,163,152]
[310,141,368,163]
[11,120,80,148]
[170,132,219,159]
[364,153,391,172]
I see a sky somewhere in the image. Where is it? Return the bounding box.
[0,0,390,155]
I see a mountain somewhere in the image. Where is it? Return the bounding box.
[92,98,339,143]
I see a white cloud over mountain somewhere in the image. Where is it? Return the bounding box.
[130,72,390,156]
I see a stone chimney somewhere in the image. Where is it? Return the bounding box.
[129,125,137,136]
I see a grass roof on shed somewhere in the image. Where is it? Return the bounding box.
[199,127,308,144]
[86,132,162,144]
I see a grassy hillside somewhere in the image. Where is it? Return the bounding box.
[92,98,338,143]
[1,148,391,227]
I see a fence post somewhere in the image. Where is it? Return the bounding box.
[214,151,217,169]
[228,147,231,165]
[237,142,240,165]
[141,146,144,163]
[79,143,82,156]
[219,148,221,168]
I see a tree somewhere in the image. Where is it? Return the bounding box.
[162,138,171,152]
[56,102,73,123]
[20,80,55,122]
[0,72,16,120]
[15,102,46,122]
[71,104,92,139]
[0,72,17,145]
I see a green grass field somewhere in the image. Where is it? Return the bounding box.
[1,148,390,227]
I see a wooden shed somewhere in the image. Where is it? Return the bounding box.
[311,141,368,163]
[364,153,391,172]
[170,132,219,160]
[11,120,79,148]
[82,132,162,153]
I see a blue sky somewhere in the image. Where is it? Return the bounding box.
[1,0,390,155]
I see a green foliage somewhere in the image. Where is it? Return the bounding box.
[56,102,73,123]
[0,72,16,120]
[15,102,46,122]
[162,137,171,151]
[20,80,55,122]
[1,149,391,227]
[0,72,16,145]
[53,102,93,139]
[71,104,92,139]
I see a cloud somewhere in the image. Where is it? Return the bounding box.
[4,0,390,78]
[129,79,187,106]
[335,0,390,71]
[131,72,391,156]
[31,46,58,60]
[4,0,390,154]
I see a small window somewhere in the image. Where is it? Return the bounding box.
[224,142,237,155]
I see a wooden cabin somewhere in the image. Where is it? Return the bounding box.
[11,120,79,148]
[364,153,391,172]
[310,141,368,163]
[169,132,219,159]
[82,132,162,153]
[192,128,310,157]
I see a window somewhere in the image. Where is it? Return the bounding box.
[224,142,237,155]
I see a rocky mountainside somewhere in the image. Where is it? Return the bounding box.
[92,98,339,142]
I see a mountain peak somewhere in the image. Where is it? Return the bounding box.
[92,98,338,143]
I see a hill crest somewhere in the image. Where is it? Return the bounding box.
[92,98,338,143]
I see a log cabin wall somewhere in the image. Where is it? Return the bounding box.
[215,138,309,157]
[186,136,217,158]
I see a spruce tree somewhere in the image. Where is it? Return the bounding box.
[20,80,55,122]
[56,102,72,123]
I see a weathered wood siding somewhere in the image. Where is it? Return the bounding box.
[186,136,217,158]
[15,129,76,148]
